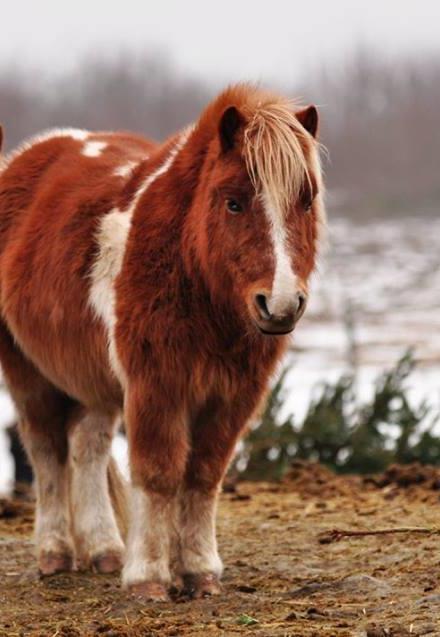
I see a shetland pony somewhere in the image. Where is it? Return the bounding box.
[0,84,324,601]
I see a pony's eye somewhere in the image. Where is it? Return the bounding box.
[226,198,243,214]
[303,199,313,212]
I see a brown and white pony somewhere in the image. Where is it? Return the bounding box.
[0,84,324,601]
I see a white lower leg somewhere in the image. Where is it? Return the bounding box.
[18,421,73,569]
[34,456,73,561]
[69,413,124,564]
[179,489,223,576]
[122,485,176,587]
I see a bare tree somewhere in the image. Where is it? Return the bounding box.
[1,49,439,217]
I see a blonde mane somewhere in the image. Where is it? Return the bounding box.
[242,98,313,217]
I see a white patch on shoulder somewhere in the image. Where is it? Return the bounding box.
[0,127,90,174]
[82,140,107,157]
[113,161,139,178]
[89,208,131,385]
[89,127,193,385]
[262,193,298,316]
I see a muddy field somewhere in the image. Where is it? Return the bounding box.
[2,463,440,636]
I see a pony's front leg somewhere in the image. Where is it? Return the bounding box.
[122,380,189,602]
[180,397,251,598]
[179,487,223,598]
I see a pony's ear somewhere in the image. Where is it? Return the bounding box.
[296,105,319,138]
[219,106,244,152]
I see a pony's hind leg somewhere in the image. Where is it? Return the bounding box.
[68,410,125,573]
[19,415,74,575]
[0,320,75,575]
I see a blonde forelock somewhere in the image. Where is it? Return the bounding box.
[242,99,313,217]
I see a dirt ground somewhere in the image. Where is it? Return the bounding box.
[2,462,440,637]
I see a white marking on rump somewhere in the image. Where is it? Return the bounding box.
[88,127,193,384]
[113,161,139,178]
[67,129,89,141]
[0,127,90,174]
[262,193,298,316]
[82,140,108,157]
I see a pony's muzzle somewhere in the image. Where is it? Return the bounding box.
[253,291,307,335]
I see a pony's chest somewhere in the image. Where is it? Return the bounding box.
[188,338,276,406]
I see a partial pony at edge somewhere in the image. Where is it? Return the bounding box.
[0,125,9,175]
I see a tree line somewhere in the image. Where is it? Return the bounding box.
[1,49,439,216]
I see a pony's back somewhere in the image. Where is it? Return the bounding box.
[0,129,155,408]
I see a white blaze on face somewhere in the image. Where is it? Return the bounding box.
[262,193,298,317]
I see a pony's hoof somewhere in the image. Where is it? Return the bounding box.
[129,581,170,602]
[169,574,184,595]
[184,572,222,599]
[39,550,73,576]
[92,550,123,574]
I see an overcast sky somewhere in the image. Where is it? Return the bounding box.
[2,0,440,85]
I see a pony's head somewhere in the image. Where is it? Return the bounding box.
[186,85,325,336]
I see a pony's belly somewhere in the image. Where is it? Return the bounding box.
[4,309,123,412]
[37,351,123,413]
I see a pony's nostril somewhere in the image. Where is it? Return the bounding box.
[296,292,307,319]
[255,294,271,320]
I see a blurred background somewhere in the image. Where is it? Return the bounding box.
[1,0,439,489]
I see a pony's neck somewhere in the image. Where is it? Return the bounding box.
[130,126,206,266]
[128,128,263,346]
[127,126,206,286]
[127,155,285,361]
